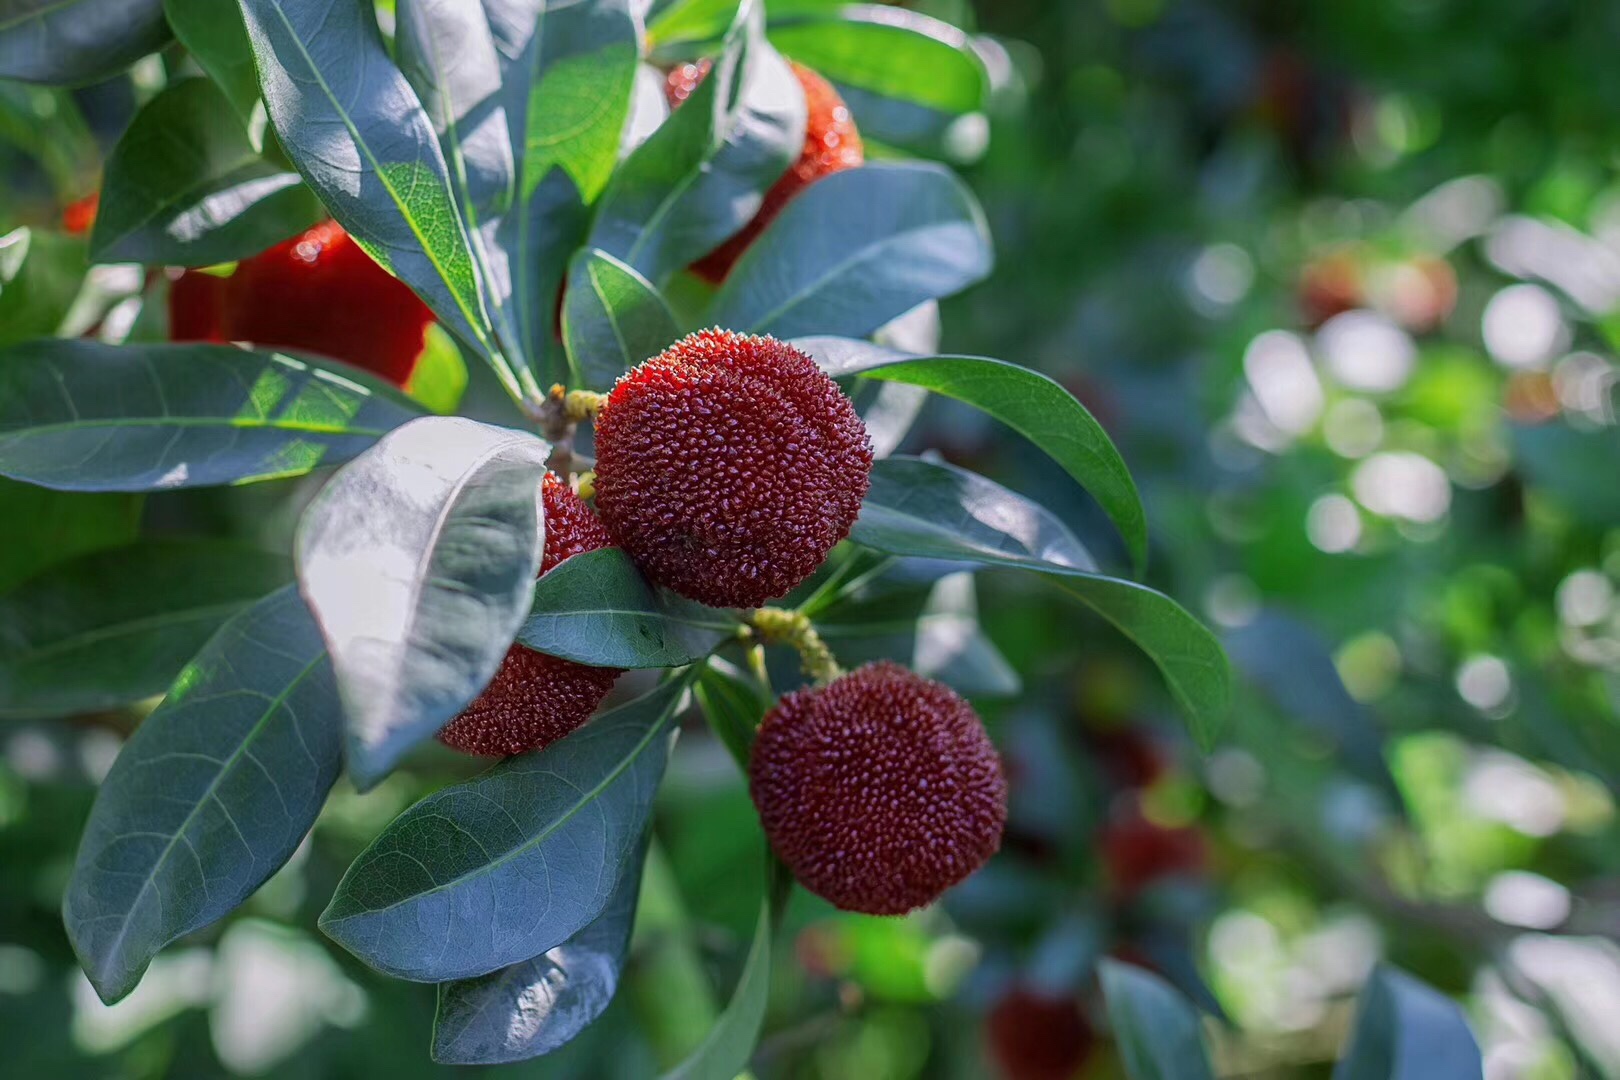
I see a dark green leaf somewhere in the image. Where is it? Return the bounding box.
[709,163,992,340]
[0,479,139,593]
[63,586,343,1004]
[90,78,323,266]
[165,0,260,121]
[0,226,84,347]
[769,5,987,115]
[1335,966,1483,1080]
[0,541,291,719]
[517,547,741,668]
[695,657,768,767]
[563,248,681,388]
[803,337,1145,570]
[320,677,690,982]
[1100,959,1217,1080]
[0,0,169,85]
[0,340,426,491]
[851,456,1227,748]
[295,416,550,789]
[592,0,804,284]
[431,840,648,1064]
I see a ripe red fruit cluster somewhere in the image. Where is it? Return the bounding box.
[664,60,864,282]
[748,662,1007,914]
[169,221,436,387]
[437,474,622,757]
[984,985,1096,1080]
[593,329,872,610]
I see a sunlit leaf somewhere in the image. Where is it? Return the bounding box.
[563,248,681,388]
[769,5,986,115]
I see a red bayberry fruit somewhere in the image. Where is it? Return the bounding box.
[167,221,435,387]
[1099,806,1207,897]
[437,475,623,757]
[664,60,864,282]
[748,662,1007,915]
[985,986,1095,1080]
[592,329,872,609]
[62,192,99,235]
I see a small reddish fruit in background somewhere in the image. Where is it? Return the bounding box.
[985,985,1095,1080]
[592,329,872,609]
[1086,726,1168,791]
[1298,249,1364,329]
[1099,804,1207,898]
[168,221,435,387]
[749,661,1007,915]
[61,192,99,235]
[437,475,623,757]
[664,60,864,282]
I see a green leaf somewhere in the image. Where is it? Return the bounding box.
[431,840,648,1064]
[402,322,469,415]
[0,479,139,593]
[237,0,510,389]
[1100,959,1217,1080]
[592,0,805,284]
[708,163,992,340]
[851,456,1228,749]
[1335,966,1483,1080]
[320,677,690,982]
[646,0,845,47]
[165,0,260,122]
[0,541,291,719]
[769,5,987,115]
[659,857,784,1080]
[695,657,768,767]
[63,586,343,1004]
[90,78,324,267]
[0,226,85,347]
[562,247,681,388]
[518,547,742,668]
[0,0,169,85]
[802,337,1146,571]
[295,416,550,789]
[0,340,427,491]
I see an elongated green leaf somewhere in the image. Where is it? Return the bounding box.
[0,0,169,85]
[770,5,986,115]
[238,0,507,384]
[563,248,681,388]
[695,657,768,767]
[165,0,260,121]
[295,416,550,788]
[431,840,648,1064]
[63,586,343,1004]
[0,340,426,492]
[0,226,84,347]
[646,0,844,47]
[802,337,1145,570]
[518,547,741,668]
[0,541,291,719]
[0,478,139,593]
[851,456,1227,748]
[402,322,469,415]
[592,0,804,284]
[91,79,323,266]
[321,678,689,982]
[1335,967,1483,1080]
[1100,960,1217,1080]
[709,163,992,340]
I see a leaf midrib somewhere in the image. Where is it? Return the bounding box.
[0,415,391,437]
[7,600,250,666]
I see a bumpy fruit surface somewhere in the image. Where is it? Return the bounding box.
[985,986,1095,1080]
[169,221,435,386]
[664,60,864,282]
[749,662,1007,914]
[437,475,622,757]
[593,329,872,609]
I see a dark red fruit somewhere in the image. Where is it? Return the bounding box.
[1099,806,1207,897]
[593,329,872,609]
[665,60,864,282]
[61,192,99,235]
[985,985,1095,1080]
[438,475,622,757]
[167,221,435,387]
[748,662,1007,915]
[168,271,228,342]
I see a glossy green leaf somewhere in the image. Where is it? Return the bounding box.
[0,541,291,719]
[0,479,139,593]
[695,657,768,767]
[708,163,992,340]
[0,340,426,491]
[165,0,260,121]
[592,0,805,284]
[0,0,169,85]
[431,840,648,1064]
[1100,960,1217,1080]
[770,5,987,115]
[518,547,742,668]
[91,79,323,266]
[1335,966,1483,1080]
[851,456,1227,749]
[320,677,690,982]
[0,226,84,347]
[63,586,343,1004]
[402,322,469,415]
[295,416,550,789]
[562,247,681,388]
[646,0,845,47]
[803,337,1146,571]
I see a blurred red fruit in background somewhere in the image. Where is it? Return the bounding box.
[985,985,1095,1080]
